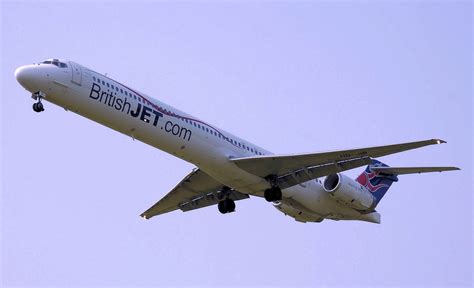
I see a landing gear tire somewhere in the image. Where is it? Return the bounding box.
[218,198,235,214]
[264,186,282,202]
[33,102,44,112]
[32,91,45,112]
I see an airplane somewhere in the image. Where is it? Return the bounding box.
[15,59,460,224]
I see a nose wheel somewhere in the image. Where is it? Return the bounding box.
[33,101,44,112]
[32,92,45,113]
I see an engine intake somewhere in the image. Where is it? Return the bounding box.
[323,173,376,210]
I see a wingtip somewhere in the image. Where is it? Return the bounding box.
[433,139,447,144]
[440,167,461,172]
[140,214,149,220]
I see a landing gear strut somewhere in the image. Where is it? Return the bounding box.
[32,92,45,113]
[264,186,282,202]
[218,198,235,214]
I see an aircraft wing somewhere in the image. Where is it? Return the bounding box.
[140,169,249,219]
[230,139,448,189]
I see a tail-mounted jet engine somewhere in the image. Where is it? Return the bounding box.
[323,173,377,211]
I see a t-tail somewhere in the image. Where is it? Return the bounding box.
[355,159,398,204]
[355,159,460,204]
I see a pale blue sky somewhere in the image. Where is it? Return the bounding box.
[1,1,472,287]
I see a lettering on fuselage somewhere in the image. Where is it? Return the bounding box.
[89,83,191,141]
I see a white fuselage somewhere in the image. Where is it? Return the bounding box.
[16,60,369,222]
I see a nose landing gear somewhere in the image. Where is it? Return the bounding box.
[33,101,44,112]
[32,91,45,113]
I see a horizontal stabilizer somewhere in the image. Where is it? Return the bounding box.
[371,166,460,175]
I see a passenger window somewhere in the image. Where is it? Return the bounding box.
[102,80,105,85]
[120,89,123,93]
[134,95,137,100]
[111,84,115,89]
[138,98,141,103]
[93,76,96,81]
[106,83,110,87]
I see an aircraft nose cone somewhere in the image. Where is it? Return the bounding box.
[15,65,37,91]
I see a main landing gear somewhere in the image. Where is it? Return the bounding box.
[32,91,45,113]
[217,186,235,214]
[264,186,282,202]
[218,198,235,214]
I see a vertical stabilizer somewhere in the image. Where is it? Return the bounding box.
[355,159,398,204]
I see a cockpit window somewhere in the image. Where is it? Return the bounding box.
[41,59,68,68]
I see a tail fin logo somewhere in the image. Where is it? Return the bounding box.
[356,159,398,203]
[356,170,390,193]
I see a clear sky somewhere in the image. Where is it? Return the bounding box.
[1,1,472,287]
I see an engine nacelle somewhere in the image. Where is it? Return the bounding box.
[323,173,376,210]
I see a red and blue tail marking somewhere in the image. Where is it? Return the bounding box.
[356,159,399,203]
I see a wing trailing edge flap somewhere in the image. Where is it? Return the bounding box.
[230,139,448,187]
[140,168,248,219]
